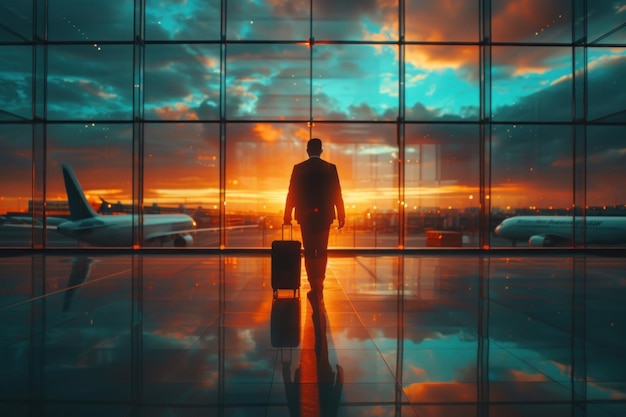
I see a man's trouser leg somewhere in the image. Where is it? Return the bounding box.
[301,223,330,295]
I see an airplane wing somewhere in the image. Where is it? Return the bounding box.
[1,216,67,230]
[1,223,59,230]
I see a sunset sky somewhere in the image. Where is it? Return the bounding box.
[0,0,625,215]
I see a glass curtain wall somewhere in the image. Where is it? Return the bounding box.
[0,0,625,249]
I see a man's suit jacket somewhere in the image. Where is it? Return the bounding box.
[284,157,345,227]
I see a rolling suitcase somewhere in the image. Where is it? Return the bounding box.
[271,225,301,298]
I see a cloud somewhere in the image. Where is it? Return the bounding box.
[154,103,198,120]
[491,0,571,42]
[253,123,284,143]
[226,0,310,40]
[145,0,221,40]
[145,44,221,119]
[405,0,478,42]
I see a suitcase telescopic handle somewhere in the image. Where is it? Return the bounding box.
[282,223,293,240]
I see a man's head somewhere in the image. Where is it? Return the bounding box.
[307,138,323,156]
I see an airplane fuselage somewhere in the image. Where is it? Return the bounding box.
[57,214,194,247]
[494,216,626,246]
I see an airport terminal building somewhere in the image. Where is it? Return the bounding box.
[1,1,626,416]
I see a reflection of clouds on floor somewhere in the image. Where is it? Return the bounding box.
[1,253,626,414]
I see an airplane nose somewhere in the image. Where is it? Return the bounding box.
[494,224,501,236]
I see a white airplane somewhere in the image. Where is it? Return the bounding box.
[493,215,626,246]
[57,164,198,247]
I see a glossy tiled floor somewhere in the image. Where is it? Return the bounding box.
[1,252,625,417]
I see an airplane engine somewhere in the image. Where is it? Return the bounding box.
[528,235,553,247]
[174,234,193,247]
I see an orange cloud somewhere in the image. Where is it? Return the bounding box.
[196,55,218,68]
[492,0,569,41]
[253,123,284,143]
[155,103,199,120]
[405,46,476,72]
[79,80,118,100]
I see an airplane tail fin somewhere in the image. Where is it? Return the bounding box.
[61,164,99,221]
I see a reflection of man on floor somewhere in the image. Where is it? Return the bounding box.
[282,293,343,416]
[283,138,345,298]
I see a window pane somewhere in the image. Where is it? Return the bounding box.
[405,45,479,121]
[48,0,133,41]
[588,2,626,44]
[47,45,133,121]
[145,123,220,248]
[145,44,221,121]
[226,44,310,120]
[313,124,398,249]
[0,125,32,248]
[227,0,309,40]
[406,0,478,42]
[46,124,132,248]
[0,46,32,121]
[144,123,220,247]
[312,45,399,121]
[588,48,626,123]
[492,46,572,122]
[405,124,480,248]
[491,0,572,43]
[490,124,573,247]
[0,2,32,41]
[312,0,398,41]
[146,0,221,41]
[586,126,626,246]
[225,123,306,248]
[587,125,626,220]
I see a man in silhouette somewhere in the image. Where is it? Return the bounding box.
[284,138,345,298]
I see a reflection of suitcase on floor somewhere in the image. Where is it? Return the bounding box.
[271,225,301,297]
[271,297,301,348]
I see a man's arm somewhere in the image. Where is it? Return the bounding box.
[333,165,346,229]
